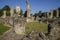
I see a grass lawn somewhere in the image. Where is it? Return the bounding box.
[57,38,60,40]
[0,23,10,35]
[48,18,60,21]
[25,22,48,34]
[57,36,60,40]
[0,22,47,35]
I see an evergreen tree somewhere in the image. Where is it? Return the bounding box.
[24,10,27,17]
[20,10,23,16]
[2,5,10,11]
[2,5,10,16]
[0,9,3,17]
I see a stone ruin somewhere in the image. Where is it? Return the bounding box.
[47,21,60,40]
[0,20,60,40]
[0,0,60,40]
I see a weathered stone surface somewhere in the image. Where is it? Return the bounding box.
[0,30,49,40]
[22,30,49,40]
[14,24,25,35]
[2,11,6,18]
[0,30,25,40]
[47,21,60,40]
[0,18,60,40]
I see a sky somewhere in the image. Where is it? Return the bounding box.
[0,0,60,14]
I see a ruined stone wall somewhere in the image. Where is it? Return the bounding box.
[0,18,60,40]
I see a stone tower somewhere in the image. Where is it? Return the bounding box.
[26,0,31,17]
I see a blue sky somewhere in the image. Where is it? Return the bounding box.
[0,0,60,14]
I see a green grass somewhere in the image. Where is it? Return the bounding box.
[0,22,47,35]
[25,22,48,34]
[57,36,60,40]
[0,23,10,35]
[57,37,60,40]
[48,18,60,21]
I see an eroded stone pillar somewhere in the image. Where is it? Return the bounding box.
[47,12,49,18]
[26,0,31,17]
[3,10,6,18]
[56,9,59,17]
[16,6,20,16]
[50,9,53,18]
[14,18,25,35]
[10,7,14,17]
